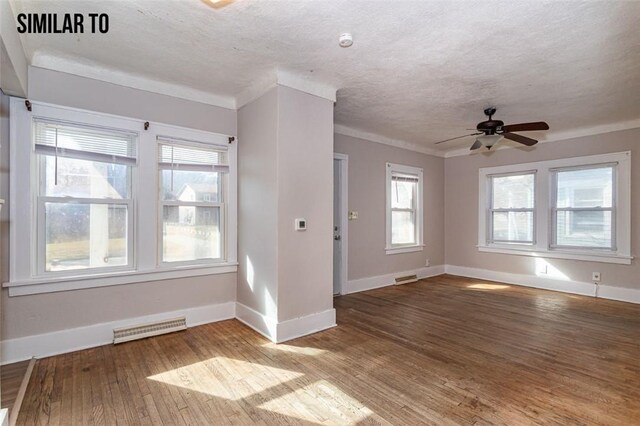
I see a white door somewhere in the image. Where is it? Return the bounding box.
[333,159,342,295]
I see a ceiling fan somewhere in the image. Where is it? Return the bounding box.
[434,107,549,150]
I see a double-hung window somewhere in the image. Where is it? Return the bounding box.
[551,165,615,250]
[158,139,229,264]
[34,119,136,275]
[8,99,237,296]
[386,163,423,254]
[488,172,535,244]
[478,151,631,264]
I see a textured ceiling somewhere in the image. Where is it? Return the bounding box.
[11,0,640,152]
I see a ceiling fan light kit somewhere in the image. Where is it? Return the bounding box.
[434,107,549,152]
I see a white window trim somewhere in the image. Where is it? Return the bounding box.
[156,136,229,267]
[385,162,424,255]
[478,151,632,265]
[5,98,238,295]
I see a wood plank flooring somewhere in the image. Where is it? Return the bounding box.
[16,275,640,425]
[1,359,31,413]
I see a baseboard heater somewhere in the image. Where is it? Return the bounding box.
[113,316,187,344]
[395,274,418,285]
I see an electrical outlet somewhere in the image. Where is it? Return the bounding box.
[425,258,430,267]
[348,211,358,220]
[592,272,601,282]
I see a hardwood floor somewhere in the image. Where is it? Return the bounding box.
[1,359,32,415]
[17,275,640,425]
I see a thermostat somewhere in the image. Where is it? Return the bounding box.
[295,218,307,231]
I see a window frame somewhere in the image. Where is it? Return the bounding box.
[6,98,238,296]
[385,162,424,255]
[487,170,537,245]
[157,138,228,267]
[550,163,617,251]
[478,151,632,265]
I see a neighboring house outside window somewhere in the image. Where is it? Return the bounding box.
[7,99,237,296]
[477,152,631,265]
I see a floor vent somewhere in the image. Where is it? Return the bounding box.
[395,274,418,285]
[113,317,187,344]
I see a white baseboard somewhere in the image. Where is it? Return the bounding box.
[597,285,640,304]
[235,302,336,343]
[343,265,445,294]
[445,264,640,304]
[0,301,236,365]
[277,308,336,343]
[235,302,278,341]
[445,265,595,296]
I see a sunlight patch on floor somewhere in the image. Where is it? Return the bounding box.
[258,379,374,425]
[467,283,510,290]
[147,356,303,400]
[261,343,328,356]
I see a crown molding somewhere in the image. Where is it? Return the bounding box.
[334,124,445,158]
[30,51,237,109]
[235,69,337,109]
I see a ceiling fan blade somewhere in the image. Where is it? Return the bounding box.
[434,132,482,145]
[503,132,538,146]
[502,122,549,132]
[470,139,482,150]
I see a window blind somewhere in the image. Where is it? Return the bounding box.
[158,138,229,172]
[391,174,419,183]
[34,119,138,165]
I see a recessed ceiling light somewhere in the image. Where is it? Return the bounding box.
[339,33,353,48]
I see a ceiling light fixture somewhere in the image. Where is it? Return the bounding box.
[339,33,353,48]
[477,134,503,149]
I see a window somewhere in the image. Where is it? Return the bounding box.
[8,99,237,296]
[478,152,631,264]
[386,163,423,254]
[552,165,614,249]
[34,119,136,275]
[489,172,535,244]
[158,140,228,264]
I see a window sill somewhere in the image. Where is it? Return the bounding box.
[477,245,632,265]
[3,263,239,296]
[385,245,424,255]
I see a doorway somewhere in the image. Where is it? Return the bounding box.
[333,153,348,296]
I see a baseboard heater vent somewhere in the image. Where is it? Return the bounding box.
[113,316,187,344]
[395,274,418,285]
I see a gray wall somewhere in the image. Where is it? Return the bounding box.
[2,68,238,340]
[237,86,334,323]
[277,86,334,322]
[334,133,445,280]
[237,87,279,319]
[445,128,640,291]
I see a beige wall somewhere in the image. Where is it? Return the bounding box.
[445,128,640,291]
[277,86,334,321]
[334,133,445,280]
[237,87,279,319]
[238,85,335,323]
[1,69,238,340]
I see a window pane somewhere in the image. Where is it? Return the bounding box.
[391,211,415,245]
[161,170,220,202]
[556,167,613,208]
[556,210,612,248]
[492,174,534,209]
[391,178,416,209]
[45,203,128,271]
[162,206,221,262]
[41,156,130,199]
[492,211,534,242]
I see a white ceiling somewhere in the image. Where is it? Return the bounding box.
[11,0,640,153]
